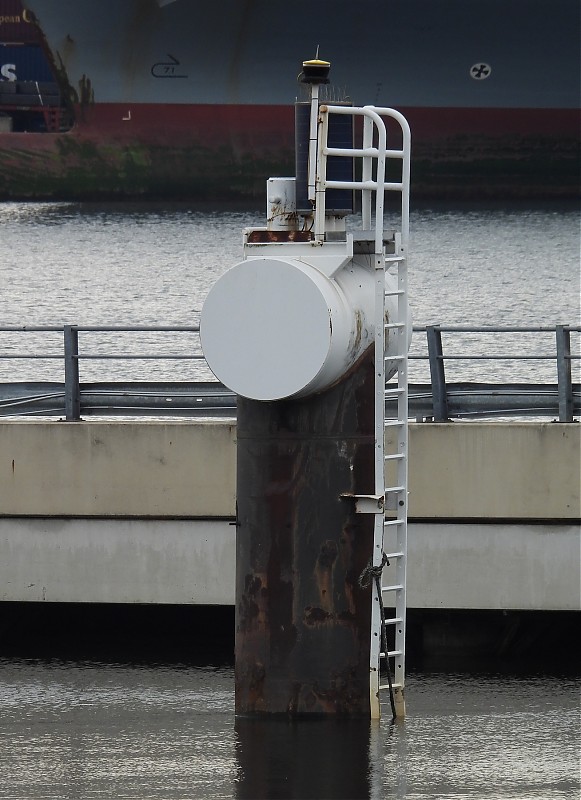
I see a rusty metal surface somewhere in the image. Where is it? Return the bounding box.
[235,347,376,716]
[246,230,312,243]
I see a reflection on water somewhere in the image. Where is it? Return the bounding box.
[0,656,578,800]
[235,717,372,799]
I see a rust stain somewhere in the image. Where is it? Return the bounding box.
[303,606,332,626]
[238,573,267,634]
[236,660,267,713]
[344,308,364,363]
[77,74,94,106]
[314,539,338,614]
[301,667,366,715]
[246,229,312,243]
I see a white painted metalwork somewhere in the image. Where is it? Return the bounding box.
[317,104,411,719]
[200,255,379,400]
[266,177,297,231]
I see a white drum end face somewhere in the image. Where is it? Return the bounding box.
[201,258,333,400]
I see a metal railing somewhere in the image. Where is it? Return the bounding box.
[0,324,579,421]
[418,324,580,422]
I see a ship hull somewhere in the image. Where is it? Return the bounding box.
[1,0,579,201]
[1,104,577,201]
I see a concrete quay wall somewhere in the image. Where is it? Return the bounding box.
[1,421,579,611]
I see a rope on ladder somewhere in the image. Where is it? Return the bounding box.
[359,552,397,720]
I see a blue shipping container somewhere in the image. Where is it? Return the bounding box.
[0,44,53,82]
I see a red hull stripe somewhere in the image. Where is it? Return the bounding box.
[70,103,580,145]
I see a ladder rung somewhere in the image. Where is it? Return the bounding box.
[383,551,404,559]
[383,519,404,527]
[385,486,405,493]
[385,289,405,296]
[384,453,404,461]
[384,420,404,428]
[382,584,404,592]
[384,256,404,263]
[380,681,403,690]
[380,649,403,658]
[384,387,405,396]
[384,323,405,329]
[383,617,403,625]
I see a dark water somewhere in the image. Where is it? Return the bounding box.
[0,656,578,800]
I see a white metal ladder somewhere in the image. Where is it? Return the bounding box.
[317,105,411,719]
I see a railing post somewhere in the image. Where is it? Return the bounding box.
[64,325,80,421]
[556,325,573,422]
[426,325,449,421]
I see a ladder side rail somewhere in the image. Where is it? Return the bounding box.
[369,248,386,718]
[394,233,409,690]
[372,108,412,254]
[307,83,321,204]
[370,111,388,718]
[362,116,374,230]
[371,110,388,719]
[314,109,330,242]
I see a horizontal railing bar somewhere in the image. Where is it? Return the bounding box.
[0,326,200,332]
[0,327,64,333]
[418,355,566,360]
[408,355,581,361]
[0,325,577,334]
[411,325,581,333]
[0,354,63,359]
[323,146,404,159]
[73,354,206,360]
[325,179,403,192]
[324,146,379,158]
[0,353,205,359]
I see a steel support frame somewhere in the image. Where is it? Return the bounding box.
[64,325,80,421]
[426,325,449,422]
[556,325,573,422]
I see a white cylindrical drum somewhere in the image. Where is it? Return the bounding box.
[201,256,377,401]
[201,255,410,401]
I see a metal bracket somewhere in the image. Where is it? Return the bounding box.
[340,493,384,514]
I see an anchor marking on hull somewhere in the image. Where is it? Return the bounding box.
[151,54,188,79]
